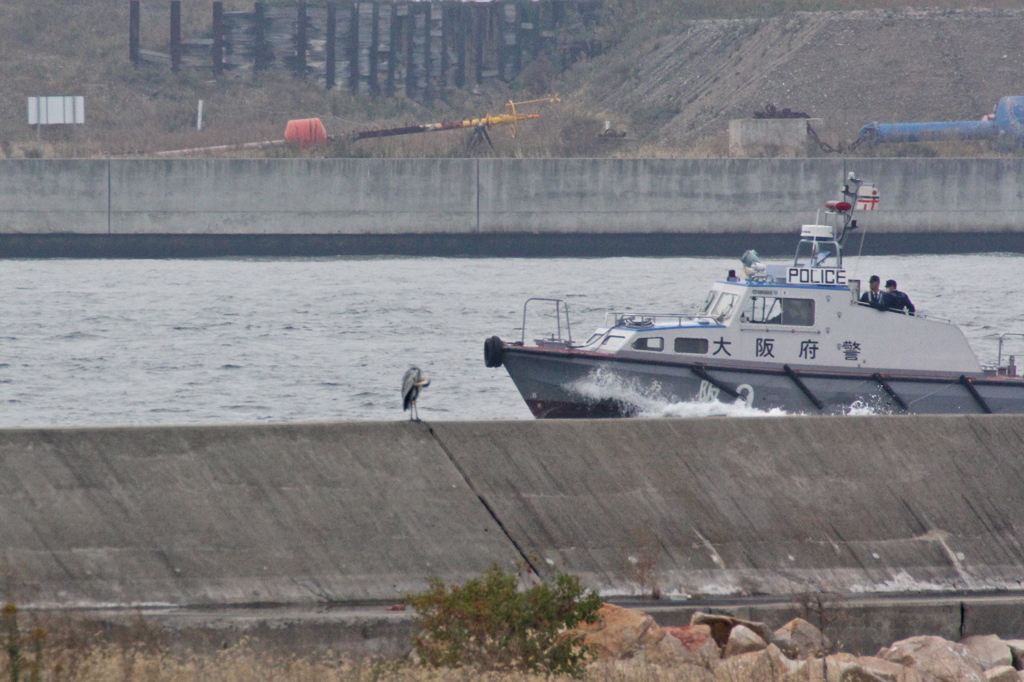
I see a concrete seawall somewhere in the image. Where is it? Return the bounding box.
[3,415,1024,611]
[1,158,1023,256]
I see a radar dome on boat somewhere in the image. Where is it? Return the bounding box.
[800,224,834,240]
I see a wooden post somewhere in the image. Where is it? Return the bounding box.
[355,2,372,95]
[296,2,307,78]
[538,0,555,65]
[129,1,140,67]
[393,4,407,97]
[502,2,519,82]
[423,3,434,100]
[253,2,269,72]
[368,1,379,95]
[513,1,523,78]
[519,0,534,68]
[497,3,507,82]
[405,3,416,98]
[551,0,566,70]
[348,1,359,92]
[473,2,484,85]
[212,2,224,74]
[325,2,337,89]
[454,3,466,89]
[170,0,181,73]
[440,4,452,89]
[386,3,398,97]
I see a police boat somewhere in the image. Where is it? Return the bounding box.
[483,174,1024,418]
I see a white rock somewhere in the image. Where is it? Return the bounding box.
[724,623,767,658]
[822,653,926,682]
[1003,639,1024,669]
[714,644,788,682]
[692,611,771,649]
[986,665,1019,682]
[774,617,831,659]
[653,624,720,667]
[568,603,663,660]
[962,635,1013,670]
[881,635,986,682]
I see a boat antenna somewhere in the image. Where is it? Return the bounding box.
[835,174,863,245]
[855,218,869,260]
[836,172,880,278]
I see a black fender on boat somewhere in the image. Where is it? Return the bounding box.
[484,335,505,368]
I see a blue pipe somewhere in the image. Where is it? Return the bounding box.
[857,96,1024,148]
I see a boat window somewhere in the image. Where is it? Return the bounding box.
[632,337,664,351]
[698,291,717,315]
[600,335,627,351]
[710,293,737,320]
[743,296,783,324]
[783,299,815,325]
[675,337,709,354]
[742,296,815,326]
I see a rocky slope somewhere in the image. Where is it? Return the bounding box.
[2,3,1024,157]
[569,7,1024,152]
[578,603,1024,682]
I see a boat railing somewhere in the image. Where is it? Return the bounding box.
[853,301,954,324]
[521,298,573,346]
[604,311,704,328]
[983,332,1024,377]
[910,312,954,324]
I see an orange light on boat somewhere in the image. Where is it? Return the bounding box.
[825,200,852,211]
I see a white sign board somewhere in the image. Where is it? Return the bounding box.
[856,183,879,211]
[27,96,85,125]
[787,267,848,286]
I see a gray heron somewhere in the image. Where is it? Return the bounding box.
[402,366,430,421]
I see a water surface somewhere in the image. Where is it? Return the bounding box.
[1,253,1020,426]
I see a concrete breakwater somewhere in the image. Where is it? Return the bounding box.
[3,415,1024,611]
[1,158,1023,256]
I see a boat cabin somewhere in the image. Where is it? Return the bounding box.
[573,223,981,376]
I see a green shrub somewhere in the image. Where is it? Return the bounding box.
[404,565,602,677]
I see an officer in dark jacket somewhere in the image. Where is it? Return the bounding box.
[859,275,883,307]
[879,279,915,315]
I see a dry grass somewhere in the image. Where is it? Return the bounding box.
[0,606,717,682]
[0,642,718,682]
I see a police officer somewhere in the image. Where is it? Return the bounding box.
[859,275,883,307]
[880,279,915,315]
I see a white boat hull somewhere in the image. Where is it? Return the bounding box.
[501,347,1024,418]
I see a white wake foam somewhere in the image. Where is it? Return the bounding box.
[568,367,788,418]
[568,368,893,418]
[844,399,881,416]
[647,400,789,419]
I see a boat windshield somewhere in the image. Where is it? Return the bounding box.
[794,235,843,268]
[698,291,717,315]
[710,293,737,321]
[742,296,816,326]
